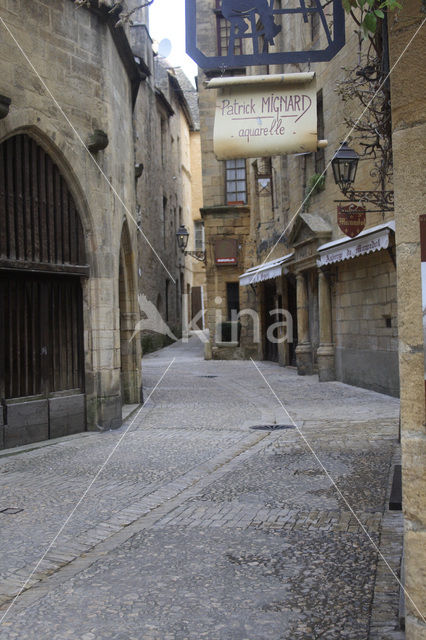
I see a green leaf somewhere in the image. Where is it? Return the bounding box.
[374,8,385,17]
[379,0,402,8]
[363,12,377,33]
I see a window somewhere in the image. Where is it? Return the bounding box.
[160,118,166,167]
[225,159,247,205]
[215,0,242,56]
[162,196,167,248]
[165,279,170,322]
[255,157,274,207]
[227,282,240,320]
[315,90,325,174]
[194,221,205,251]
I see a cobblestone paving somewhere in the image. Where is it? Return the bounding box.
[0,337,404,639]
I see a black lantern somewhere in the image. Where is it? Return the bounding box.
[332,141,394,212]
[176,224,189,251]
[331,142,359,194]
[175,224,206,262]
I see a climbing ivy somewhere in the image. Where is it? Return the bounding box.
[342,0,402,37]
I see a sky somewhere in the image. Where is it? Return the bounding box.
[149,0,198,86]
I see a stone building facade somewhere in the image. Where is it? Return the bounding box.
[131,35,205,346]
[197,0,398,397]
[388,0,426,635]
[0,0,203,448]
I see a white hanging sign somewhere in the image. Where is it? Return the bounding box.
[208,73,324,160]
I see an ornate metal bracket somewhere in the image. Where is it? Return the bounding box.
[184,250,206,263]
[335,188,394,213]
[186,0,345,70]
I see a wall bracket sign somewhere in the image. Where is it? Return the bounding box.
[186,0,345,70]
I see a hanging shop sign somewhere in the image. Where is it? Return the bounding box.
[215,238,239,265]
[337,203,366,238]
[185,0,345,70]
[208,73,326,159]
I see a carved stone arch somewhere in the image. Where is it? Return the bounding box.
[0,132,90,274]
[0,132,91,447]
[0,125,96,269]
[119,217,141,405]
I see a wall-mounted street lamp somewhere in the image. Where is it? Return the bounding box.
[176,224,205,262]
[331,142,394,212]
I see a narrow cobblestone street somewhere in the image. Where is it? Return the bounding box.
[0,337,403,639]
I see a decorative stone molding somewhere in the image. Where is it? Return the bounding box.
[0,94,11,119]
[87,129,109,152]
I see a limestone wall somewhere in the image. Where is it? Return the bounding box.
[0,0,141,429]
[133,64,181,335]
[334,251,399,396]
[202,206,257,356]
[133,60,205,342]
[388,0,426,635]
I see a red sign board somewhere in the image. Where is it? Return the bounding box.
[215,238,238,266]
[337,204,366,238]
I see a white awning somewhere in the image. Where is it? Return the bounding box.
[239,253,294,286]
[317,221,395,267]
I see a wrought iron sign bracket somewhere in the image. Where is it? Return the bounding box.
[335,189,394,213]
[184,250,206,263]
[186,0,345,70]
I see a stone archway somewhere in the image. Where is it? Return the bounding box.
[0,133,88,448]
[119,219,141,405]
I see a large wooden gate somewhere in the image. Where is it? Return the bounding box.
[0,133,88,448]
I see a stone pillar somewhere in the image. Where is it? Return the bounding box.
[295,273,313,375]
[317,269,335,381]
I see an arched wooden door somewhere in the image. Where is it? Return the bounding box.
[0,134,89,448]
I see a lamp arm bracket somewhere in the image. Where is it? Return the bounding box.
[338,188,394,212]
[184,250,206,263]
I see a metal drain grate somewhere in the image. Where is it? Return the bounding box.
[0,507,23,514]
[250,424,295,431]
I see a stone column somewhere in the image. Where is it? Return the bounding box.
[317,269,335,381]
[295,273,313,375]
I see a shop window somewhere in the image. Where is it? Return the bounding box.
[226,282,240,320]
[225,159,247,205]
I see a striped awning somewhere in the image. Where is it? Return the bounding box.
[239,253,294,286]
[317,221,395,267]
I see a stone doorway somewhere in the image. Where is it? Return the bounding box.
[0,133,87,448]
